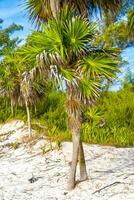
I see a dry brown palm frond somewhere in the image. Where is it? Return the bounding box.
[24,0,123,28]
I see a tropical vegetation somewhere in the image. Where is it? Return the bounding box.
[0,0,134,190]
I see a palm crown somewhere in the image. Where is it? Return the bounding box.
[21,7,120,105]
[24,0,123,27]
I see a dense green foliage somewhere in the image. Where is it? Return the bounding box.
[81,87,134,146]
[0,84,134,146]
[0,97,11,122]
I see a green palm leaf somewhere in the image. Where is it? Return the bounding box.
[58,67,76,82]
[81,54,119,79]
[127,9,134,36]
[64,17,96,55]
[78,78,101,101]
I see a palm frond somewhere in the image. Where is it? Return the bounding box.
[58,67,76,82]
[24,0,51,28]
[24,0,123,27]
[39,51,64,67]
[18,45,44,64]
[127,9,134,36]
[80,54,120,79]
[78,78,101,102]
[65,17,96,55]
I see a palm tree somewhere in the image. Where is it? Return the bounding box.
[24,0,123,27]
[127,9,134,36]
[0,52,44,137]
[0,60,20,116]
[20,70,44,137]
[20,7,120,189]
[20,71,35,137]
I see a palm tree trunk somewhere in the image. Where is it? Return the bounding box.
[67,85,88,190]
[79,141,88,181]
[50,0,59,18]
[68,129,80,190]
[25,99,32,137]
[11,99,14,116]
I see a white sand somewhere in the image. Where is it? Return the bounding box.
[0,120,134,200]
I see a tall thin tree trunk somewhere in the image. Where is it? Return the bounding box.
[25,99,32,137]
[67,85,88,190]
[79,141,88,181]
[11,99,14,116]
[68,129,80,190]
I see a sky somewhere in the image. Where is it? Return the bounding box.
[0,0,34,42]
[110,46,134,90]
[0,0,134,90]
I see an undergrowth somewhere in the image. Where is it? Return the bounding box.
[0,89,134,147]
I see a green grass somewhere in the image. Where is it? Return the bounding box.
[81,123,134,147]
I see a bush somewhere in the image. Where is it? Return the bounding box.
[34,91,68,131]
[81,87,134,147]
[0,97,11,122]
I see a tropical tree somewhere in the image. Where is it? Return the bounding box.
[95,20,129,49]
[24,0,123,27]
[0,19,23,58]
[0,56,20,113]
[95,8,134,50]
[127,9,134,36]
[0,20,23,115]
[122,70,134,90]
[0,51,44,137]
[20,7,120,189]
[0,58,20,116]
[20,70,44,137]
[0,18,44,137]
